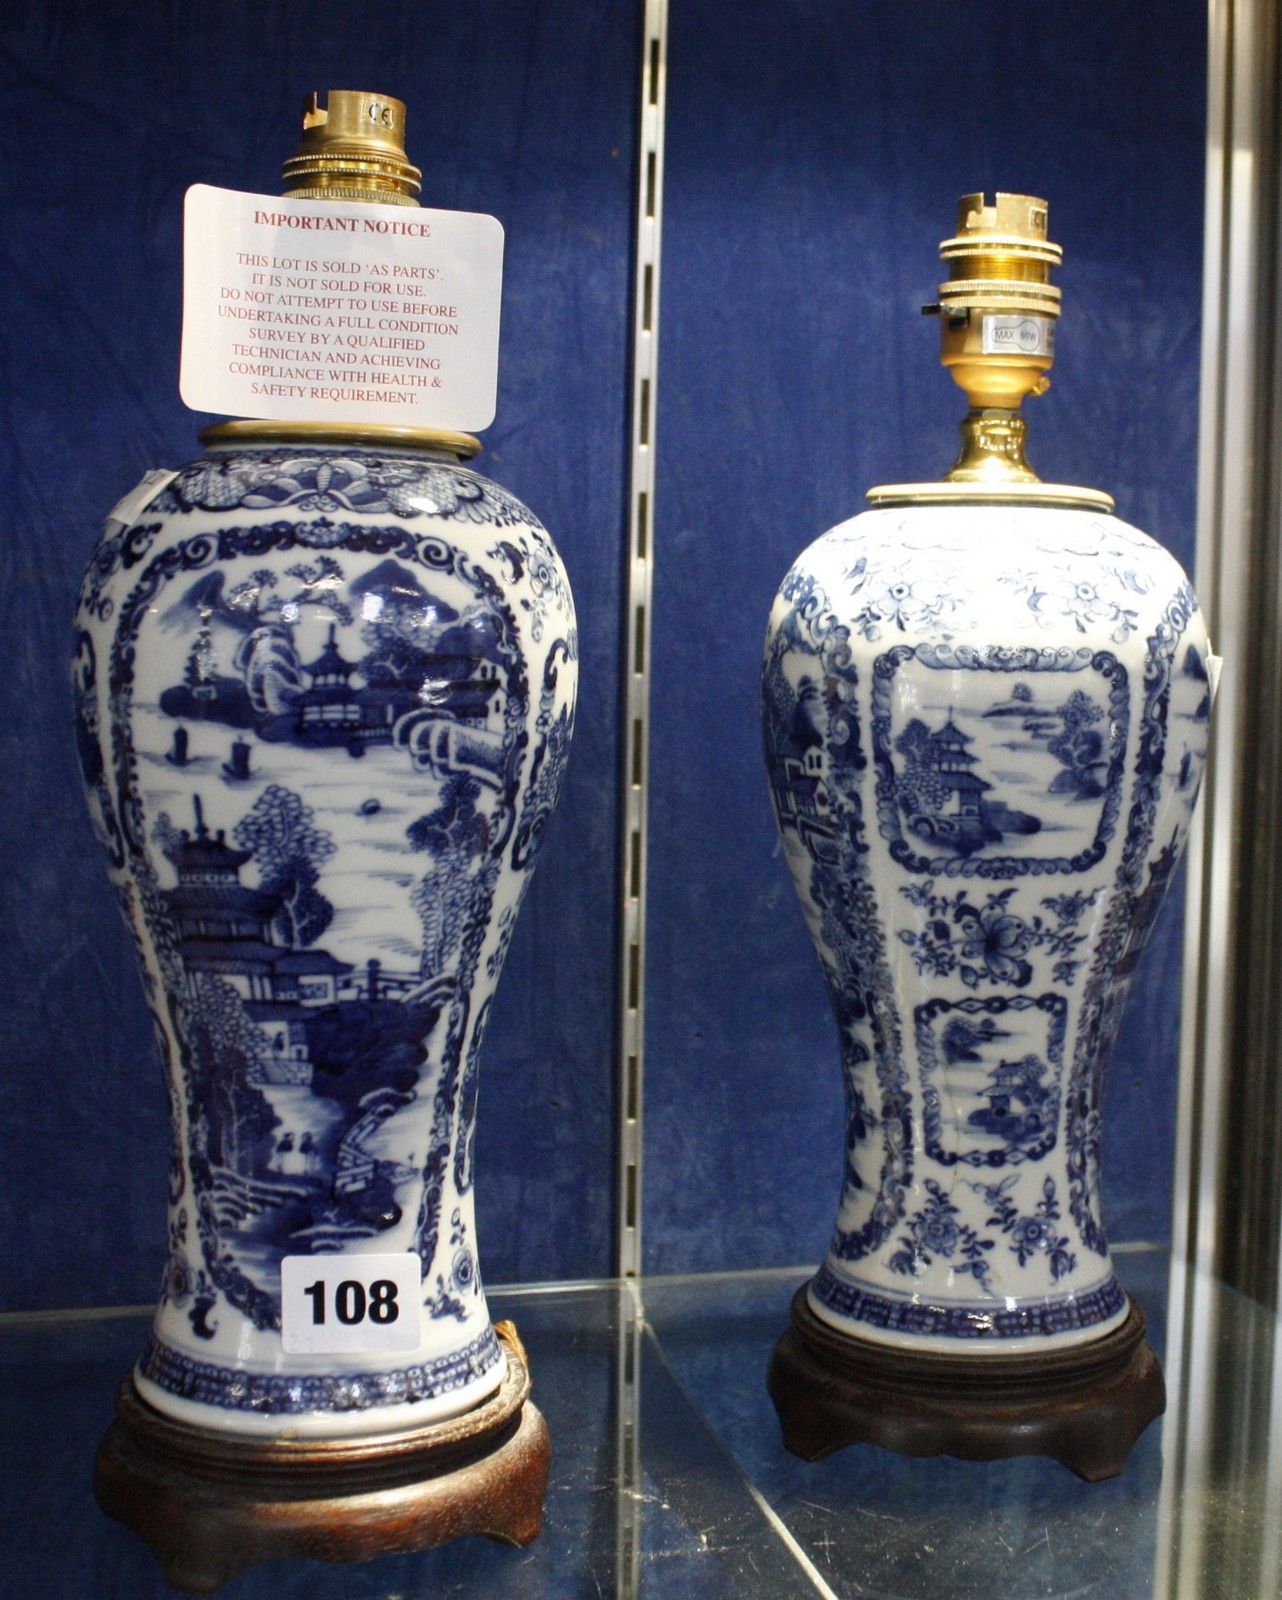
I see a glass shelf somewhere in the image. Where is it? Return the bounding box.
[0,1248,1275,1597]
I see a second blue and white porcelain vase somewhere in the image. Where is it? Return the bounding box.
[763,196,1210,1457]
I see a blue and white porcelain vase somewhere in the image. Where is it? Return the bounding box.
[72,95,576,1445]
[75,425,575,1437]
[764,196,1210,1382]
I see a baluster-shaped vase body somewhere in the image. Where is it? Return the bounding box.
[764,501,1207,1351]
[763,194,1210,1388]
[73,429,576,1435]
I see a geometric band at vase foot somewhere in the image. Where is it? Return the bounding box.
[767,1283,1164,1482]
[94,1321,551,1595]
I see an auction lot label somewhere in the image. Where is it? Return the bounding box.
[280,1252,424,1354]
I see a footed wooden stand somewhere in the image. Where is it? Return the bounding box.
[768,1285,1164,1482]
[94,1321,551,1594]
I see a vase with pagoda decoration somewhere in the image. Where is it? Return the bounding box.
[72,94,576,1468]
[763,193,1212,1480]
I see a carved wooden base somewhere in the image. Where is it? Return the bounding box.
[94,1321,551,1594]
[767,1285,1164,1481]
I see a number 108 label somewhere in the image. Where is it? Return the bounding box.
[281,1253,423,1354]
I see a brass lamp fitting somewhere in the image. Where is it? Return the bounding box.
[204,92,481,455]
[867,192,1110,509]
[926,191,1060,484]
[281,90,422,206]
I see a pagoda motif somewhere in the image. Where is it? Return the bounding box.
[225,619,507,760]
[162,795,353,1011]
[157,555,513,770]
[895,711,1041,856]
[772,743,838,861]
[967,1052,1054,1150]
[162,796,283,1003]
[762,677,842,863]
[158,793,438,1267]
[928,718,991,820]
[1114,836,1180,978]
[296,623,362,737]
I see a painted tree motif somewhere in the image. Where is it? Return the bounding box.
[187,973,277,1173]
[1047,689,1108,799]
[894,719,950,817]
[407,775,491,979]
[232,785,336,947]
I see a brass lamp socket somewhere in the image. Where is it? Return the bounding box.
[281,90,422,207]
[868,191,1112,508]
[221,90,471,457]
[930,191,1060,413]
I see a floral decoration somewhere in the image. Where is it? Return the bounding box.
[899,882,1101,988]
[975,1174,1077,1281]
[888,1178,995,1292]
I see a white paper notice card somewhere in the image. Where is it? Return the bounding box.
[181,184,504,430]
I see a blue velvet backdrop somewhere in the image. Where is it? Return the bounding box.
[643,0,1207,1272]
[0,1,635,1309]
[1,2,1205,1310]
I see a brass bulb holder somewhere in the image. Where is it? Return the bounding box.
[868,190,1112,511]
[264,90,461,454]
[935,191,1060,416]
[281,90,422,206]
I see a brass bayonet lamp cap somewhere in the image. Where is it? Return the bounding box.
[868,190,1112,510]
[281,90,422,206]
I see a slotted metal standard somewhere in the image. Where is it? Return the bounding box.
[617,0,667,1284]
[615,10,667,1587]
